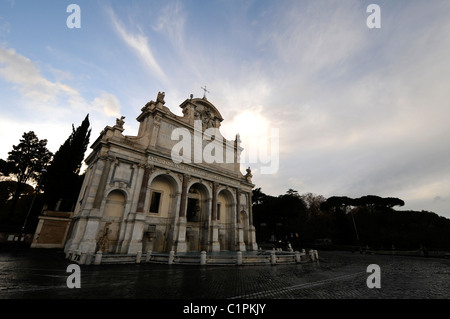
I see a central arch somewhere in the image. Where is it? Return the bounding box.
[217,188,236,250]
[186,182,210,251]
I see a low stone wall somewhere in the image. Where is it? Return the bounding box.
[65,249,319,266]
[31,211,73,249]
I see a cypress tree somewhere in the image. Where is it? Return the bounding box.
[44,114,91,211]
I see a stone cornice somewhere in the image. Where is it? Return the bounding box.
[144,151,253,190]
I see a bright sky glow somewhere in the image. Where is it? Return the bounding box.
[1,0,450,218]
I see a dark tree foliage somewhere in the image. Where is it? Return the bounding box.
[321,196,353,213]
[353,195,405,209]
[0,181,35,224]
[353,208,450,249]
[254,190,450,250]
[253,189,309,248]
[2,131,52,221]
[320,195,409,246]
[44,114,91,211]
[252,187,266,205]
[0,159,15,177]
[6,131,52,185]
[0,181,34,206]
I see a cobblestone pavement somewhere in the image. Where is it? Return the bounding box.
[0,249,449,299]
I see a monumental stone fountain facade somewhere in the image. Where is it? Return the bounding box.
[64,92,258,263]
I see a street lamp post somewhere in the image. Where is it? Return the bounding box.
[19,168,47,245]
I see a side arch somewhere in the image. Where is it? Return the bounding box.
[145,171,181,252]
[98,189,127,253]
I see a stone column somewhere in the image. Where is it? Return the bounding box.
[211,182,218,220]
[179,174,189,217]
[236,189,241,223]
[248,191,254,226]
[92,156,113,209]
[236,188,245,251]
[202,197,212,251]
[122,165,151,255]
[175,174,189,252]
[64,216,85,254]
[136,166,152,213]
[67,155,114,256]
[170,191,182,251]
[209,183,220,252]
[247,191,258,251]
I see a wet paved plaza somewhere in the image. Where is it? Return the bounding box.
[1,248,449,300]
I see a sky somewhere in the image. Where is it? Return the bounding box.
[1,0,450,218]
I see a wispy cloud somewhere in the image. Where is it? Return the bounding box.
[0,46,76,105]
[0,45,124,158]
[153,1,185,52]
[91,92,121,118]
[107,7,168,84]
[0,45,122,117]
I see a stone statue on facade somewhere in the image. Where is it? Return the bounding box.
[97,223,111,253]
[245,167,253,183]
[194,105,216,129]
[156,91,165,104]
[115,116,125,129]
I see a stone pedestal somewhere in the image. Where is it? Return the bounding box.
[248,226,258,251]
[295,251,301,263]
[175,217,187,253]
[79,252,87,265]
[145,250,152,262]
[210,221,220,252]
[94,251,103,265]
[236,251,243,265]
[136,251,142,263]
[200,251,207,265]
[309,249,316,261]
[168,250,175,264]
[270,251,277,265]
[237,225,246,251]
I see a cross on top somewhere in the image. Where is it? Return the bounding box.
[201,86,210,99]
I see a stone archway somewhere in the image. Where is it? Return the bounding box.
[147,173,179,252]
[217,188,235,250]
[186,182,210,251]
